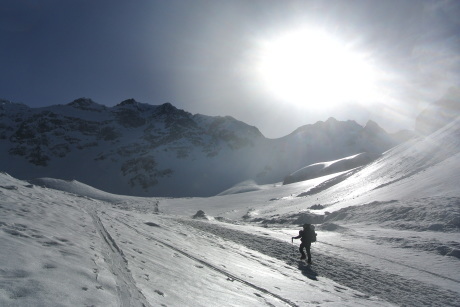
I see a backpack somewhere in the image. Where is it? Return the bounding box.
[310,225,317,242]
[310,230,317,242]
[301,227,317,243]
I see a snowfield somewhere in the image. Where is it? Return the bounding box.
[1,117,459,306]
[0,174,390,306]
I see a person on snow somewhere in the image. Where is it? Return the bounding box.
[292,223,316,264]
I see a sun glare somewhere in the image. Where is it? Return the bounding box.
[256,28,381,108]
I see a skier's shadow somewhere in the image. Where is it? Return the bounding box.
[297,261,318,281]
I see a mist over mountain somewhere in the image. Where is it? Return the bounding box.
[416,87,460,135]
[1,98,408,197]
[1,100,459,306]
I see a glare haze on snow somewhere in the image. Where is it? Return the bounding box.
[1,116,459,305]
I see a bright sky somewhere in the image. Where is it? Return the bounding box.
[1,0,459,138]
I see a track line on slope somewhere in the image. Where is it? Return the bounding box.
[87,207,150,307]
[317,241,460,284]
[182,219,460,307]
[113,216,299,307]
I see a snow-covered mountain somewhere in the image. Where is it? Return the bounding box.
[1,113,459,306]
[283,152,381,185]
[0,98,404,197]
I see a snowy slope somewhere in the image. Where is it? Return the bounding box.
[283,152,381,184]
[0,173,391,306]
[2,115,458,306]
[157,116,460,305]
[159,116,460,223]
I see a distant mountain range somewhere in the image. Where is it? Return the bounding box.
[0,97,412,197]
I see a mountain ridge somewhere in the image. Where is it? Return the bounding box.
[1,97,408,197]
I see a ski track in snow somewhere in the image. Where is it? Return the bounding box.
[86,206,150,307]
[318,241,460,284]
[112,215,299,307]
[180,219,460,307]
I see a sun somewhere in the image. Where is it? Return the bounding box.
[255,28,380,108]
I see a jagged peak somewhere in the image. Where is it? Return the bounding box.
[154,102,189,117]
[307,117,334,127]
[113,99,156,114]
[324,117,360,128]
[310,117,357,128]
[325,117,338,123]
[288,118,364,138]
[364,120,385,133]
[157,102,176,112]
[68,97,96,106]
[116,98,139,107]
[67,98,106,111]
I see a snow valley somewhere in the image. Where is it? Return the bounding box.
[0,98,460,306]
[0,98,406,197]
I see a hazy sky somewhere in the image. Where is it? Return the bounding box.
[1,0,459,138]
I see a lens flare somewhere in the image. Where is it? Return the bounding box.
[255,28,382,108]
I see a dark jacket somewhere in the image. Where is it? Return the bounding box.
[294,229,314,243]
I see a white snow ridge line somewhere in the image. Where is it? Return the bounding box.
[115,217,299,307]
[87,207,150,307]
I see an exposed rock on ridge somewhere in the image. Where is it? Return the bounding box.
[0,98,406,197]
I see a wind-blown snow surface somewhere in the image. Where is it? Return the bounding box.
[0,174,389,306]
[1,117,460,306]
